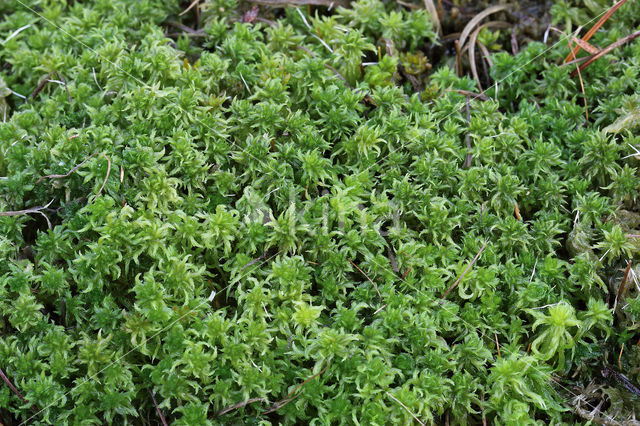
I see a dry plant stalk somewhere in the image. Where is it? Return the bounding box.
[563,0,628,63]
[458,4,510,51]
[347,258,384,302]
[216,397,266,417]
[149,390,168,426]
[264,364,328,414]
[423,0,441,35]
[249,0,349,6]
[440,240,488,300]
[467,21,510,92]
[36,152,112,203]
[0,199,54,229]
[614,260,632,312]
[386,391,426,426]
[572,29,640,77]
[0,368,38,412]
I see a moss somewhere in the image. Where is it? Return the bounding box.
[0,0,639,423]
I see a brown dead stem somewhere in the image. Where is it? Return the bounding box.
[0,368,38,412]
[440,239,488,301]
[458,4,510,51]
[448,89,489,101]
[614,260,632,312]
[55,71,72,104]
[347,258,383,302]
[179,0,200,16]
[572,29,640,77]
[618,343,625,371]
[386,391,426,426]
[36,152,111,203]
[467,21,510,92]
[249,0,348,6]
[563,0,628,63]
[423,0,441,35]
[263,364,328,414]
[0,199,54,229]
[149,390,168,426]
[216,397,266,417]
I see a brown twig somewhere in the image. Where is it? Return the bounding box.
[572,29,640,77]
[397,60,422,92]
[166,32,207,38]
[0,199,54,229]
[458,4,511,50]
[29,72,54,100]
[494,333,501,358]
[216,397,266,417]
[55,71,72,104]
[249,0,348,6]
[264,364,328,414]
[179,0,200,16]
[347,258,383,302]
[614,260,632,311]
[397,0,420,9]
[0,368,38,412]
[511,26,519,55]
[387,246,399,273]
[476,41,493,68]
[386,391,425,426]
[440,240,488,301]
[477,41,491,84]
[563,0,628,63]
[571,36,600,55]
[149,390,168,426]
[618,343,625,371]
[448,89,489,101]
[165,20,205,34]
[454,40,462,77]
[467,21,511,91]
[423,0,441,35]
[35,152,111,203]
[401,266,413,280]
[560,55,591,68]
[241,252,267,272]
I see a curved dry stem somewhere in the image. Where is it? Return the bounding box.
[572,29,640,77]
[458,4,510,51]
[0,199,54,228]
[423,0,441,35]
[36,152,112,203]
[467,21,510,91]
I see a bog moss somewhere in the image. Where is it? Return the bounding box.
[1,0,640,424]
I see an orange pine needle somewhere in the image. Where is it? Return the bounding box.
[563,0,628,63]
[619,343,625,370]
[615,260,633,310]
[401,266,412,280]
[494,333,501,358]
